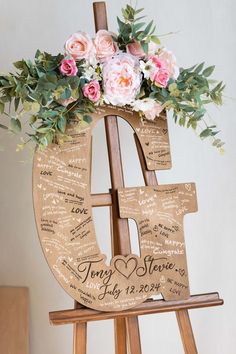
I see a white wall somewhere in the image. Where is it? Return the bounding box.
[0,0,235,353]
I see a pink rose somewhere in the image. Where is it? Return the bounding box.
[159,48,179,79]
[82,80,101,103]
[94,30,119,62]
[65,31,95,61]
[102,53,141,106]
[126,41,145,58]
[60,58,78,76]
[151,68,170,88]
[149,55,165,69]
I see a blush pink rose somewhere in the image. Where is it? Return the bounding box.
[149,55,165,69]
[102,53,141,106]
[159,48,180,79]
[126,41,145,58]
[151,68,169,87]
[94,30,119,62]
[65,31,95,61]
[60,58,78,76]
[82,80,101,102]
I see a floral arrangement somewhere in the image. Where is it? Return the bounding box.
[0,5,225,150]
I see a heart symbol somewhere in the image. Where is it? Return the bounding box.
[37,157,41,162]
[37,184,42,189]
[45,248,49,253]
[145,142,150,146]
[185,184,191,192]
[139,189,144,195]
[136,128,140,133]
[114,257,138,279]
[162,128,168,135]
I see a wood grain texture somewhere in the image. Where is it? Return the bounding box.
[176,310,198,354]
[49,293,223,325]
[73,323,87,354]
[0,287,29,354]
[134,136,199,354]
[93,2,136,354]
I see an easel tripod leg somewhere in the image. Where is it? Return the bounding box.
[114,318,127,354]
[126,317,142,354]
[176,310,198,354]
[73,322,87,354]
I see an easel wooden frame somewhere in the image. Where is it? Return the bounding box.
[49,3,223,353]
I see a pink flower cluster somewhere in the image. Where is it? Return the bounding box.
[58,29,179,111]
[64,30,119,63]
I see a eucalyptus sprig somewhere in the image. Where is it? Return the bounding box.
[146,63,225,149]
[0,50,94,149]
[116,4,160,53]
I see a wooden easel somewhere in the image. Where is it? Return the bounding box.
[49,2,223,353]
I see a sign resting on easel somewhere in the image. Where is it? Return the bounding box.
[33,106,197,311]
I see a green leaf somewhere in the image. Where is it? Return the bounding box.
[202,66,215,77]
[14,97,20,111]
[10,118,21,133]
[133,22,146,32]
[60,88,71,100]
[151,35,161,45]
[200,128,212,139]
[23,101,40,113]
[141,41,149,54]
[83,115,92,124]
[144,20,153,35]
[36,126,52,133]
[57,115,66,133]
[29,115,37,125]
[194,62,205,74]
[0,123,8,130]
[0,102,4,114]
[135,8,145,15]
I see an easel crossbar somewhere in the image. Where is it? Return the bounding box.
[50,293,223,325]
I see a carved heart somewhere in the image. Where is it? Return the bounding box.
[162,128,168,135]
[145,142,150,146]
[114,257,138,279]
[185,184,191,192]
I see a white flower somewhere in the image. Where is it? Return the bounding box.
[140,59,156,79]
[132,98,164,120]
[81,62,99,81]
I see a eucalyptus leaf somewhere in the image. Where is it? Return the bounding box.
[0,123,8,130]
[10,118,21,133]
[0,102,4,114]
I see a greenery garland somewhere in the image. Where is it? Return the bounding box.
[0,4,225,150]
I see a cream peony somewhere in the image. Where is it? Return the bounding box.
[159,48,179,79]
[132,98,164,120]
[94,30,119,62]
[65,31,95,61]
[102,53,141,106]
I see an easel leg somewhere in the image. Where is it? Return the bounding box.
[176,310,198,354]
[126,317,142,354]
[114,318,127,354]
[73,323,87,354]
